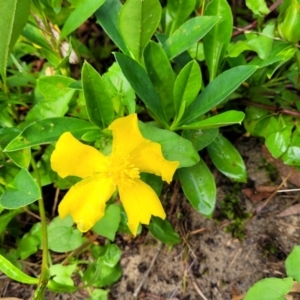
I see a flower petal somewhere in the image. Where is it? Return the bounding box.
[132,142,179,183]
[108,113,145,155]
[51,132,108,179]
[119,179,166,236]
[58,175,116,232]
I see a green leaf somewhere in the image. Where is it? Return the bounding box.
[87,289,109,300]
[26,75,76,122]
[0,254,39,284]
[48,216,85,253]
[0,169,41,209]
[148,217,181,245]
[245,0,269,16]
[50,264,77,286]
[114,52,167,125]
[4,117,97,152]
[0,0,31,80]
[167,0,196,34]
[244,277,293,300]
[286,246,300,282]
[101,244,122,268]
[139,121,199,168]
[162,16,220,60]
[180,111,245,130]
[6,148,31,169]
[207,134,247,182]
[82,61,114,129]
[95,0,129,55]
[119,0,161,62]
[282,133,300,166]
[203,0,233,81]
[265,117,292,159]
[60,0,106,39]
[144,41,175,120]
[102,62,136,114]
[182,128,219,151]
[18,223,42,260]
[22,23,52,51]
[178,159,216,216]
[93,204,121,241]
[180,65,258,124]
[245,21,275,60]
[174,60,201,115]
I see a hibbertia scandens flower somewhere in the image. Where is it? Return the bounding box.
[50,114,179,235]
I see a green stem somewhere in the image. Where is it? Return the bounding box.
[31,157,49,297]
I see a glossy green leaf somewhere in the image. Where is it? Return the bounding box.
[0,0,31,79]
[6,148,31,169]
[18,223,42,260]
[114,52,167,125]
[286,246,300,282]
[244,277,293,300]
[203,0,233,81]
[47,279,77,293]
[22,23,52,51]
[207,134,247,182]
[162,16,220,60]
[182,128,219,151]
[82,61,114,129]
[174,60,201,114]
[60,0,106,39]
[139,121,199,168]
[50,264,77,286]
[93,204,121,241]
[119,0,161,62]
[265,117,292,158]
[167,0,196,34]
[245,0,269,16]
[0,169,41,209]
[278,0,300,43]
[148,217,181,245]
[144,41,175,120]
[102,62,136,114]
[0,254,39,284]
[101,244,122,268]
[245,21,275,60]
[95,0,129,55]
[180,111,245,130]
[4,117,97,152]
[48,216,85,253]
[180,65,258,124]
[26,75,76,122]
[282,133,300,166]
[178,159,216,216]
[251,40,296,70]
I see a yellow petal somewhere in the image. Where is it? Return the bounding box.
[119,179,166,236]
[51,132,108,179]
[108,113,145,155]
[59,175,116,232]
[109,114,179,182]
[132,141,179,183]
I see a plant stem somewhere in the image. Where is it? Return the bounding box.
[31,157,49,296]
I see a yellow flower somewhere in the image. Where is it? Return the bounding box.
[51,114,179,236]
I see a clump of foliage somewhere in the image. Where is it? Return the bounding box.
[0,0,300,298]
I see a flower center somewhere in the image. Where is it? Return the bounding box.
[104,153,140,187]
